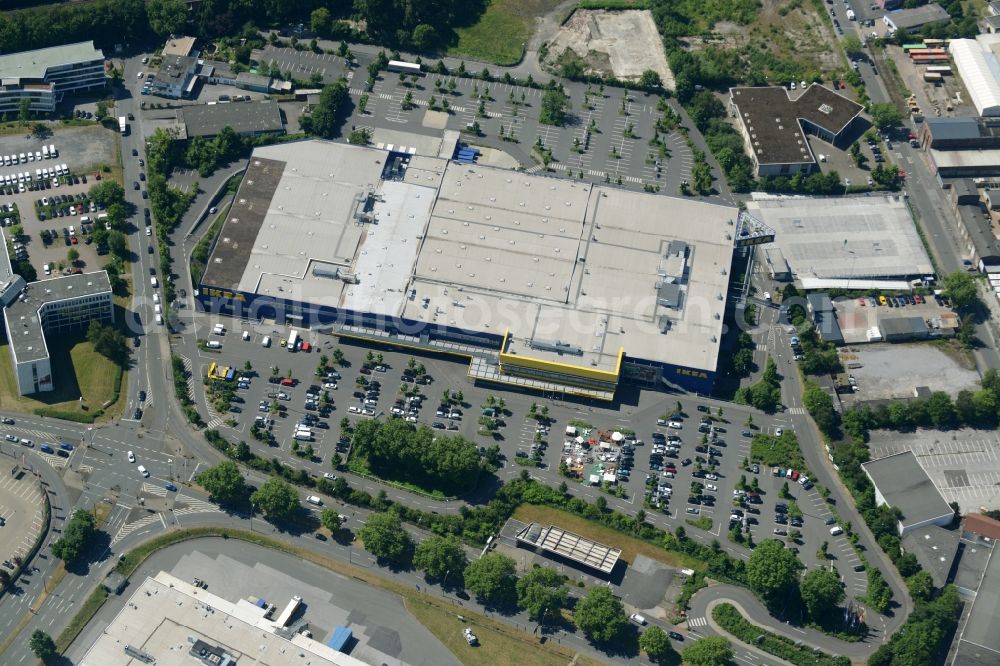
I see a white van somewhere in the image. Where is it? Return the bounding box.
[829,526,844,536]
[43,263,50,276]
[294,431,313,441]
[49,144,56,157]
[152,293,160,304]
[206,340,221,349]
[42,146,49,158]
[155,314,163,326]
[154,304,161,314]
[305,495,323,506]
[212,324,225,335]
[150,276,158,288]
[79,216,90,224]
[261,336,271,347]
[242,330,250,341]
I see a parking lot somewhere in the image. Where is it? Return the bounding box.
[251,46,355,88]
[0,460,47,567]
[340,68,692,194]
[838,343,979,403]
[870,428,1000,512]
[192,316,868,597]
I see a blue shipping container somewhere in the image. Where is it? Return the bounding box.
[327,626,352,652]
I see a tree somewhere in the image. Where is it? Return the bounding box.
[146,0,187,36]
[411,23,439,50]
[310,7,332,36]
[412,535,467,581]
[515,566,568,621]
[943,270,978,309]
[86,320,129,366]
[29,630,56,660]
[67,247,80,264]
[539,88,569,126]
[464,553,517,606]
[682,636,733,666]
[638,69,663,88]
[250,477,299,521]
[320,508,343,532]
[51,510,97,563]
[746,538,804,608]
[574,587,628,643]
[196,461,246,505]
[842,34,864,57]
[358,511,412,562]
[869,102,903,130]
[803,380,836,434]
[906,570,935,602]
[800,567,844,620]
[639,625,675,662]
[301,80,350,139]
[89,180,125,208]
[18,97,31,125]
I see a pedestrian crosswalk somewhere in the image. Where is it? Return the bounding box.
[174,495,221,517]
[111,513,161,546]
[9,428,57,443]
[142,482,167,497]
[787,407,808,415]
[688,616,708,628]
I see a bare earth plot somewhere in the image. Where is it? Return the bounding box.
[543,10,675,89]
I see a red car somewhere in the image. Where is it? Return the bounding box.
[301,341,311,352]
[908,131,917,140]
[70,236,78,244]
[279,377,295,387]
[898,168,906,179]
[914,294,923,304]
[791,470,800,481]
[857,298,866,306]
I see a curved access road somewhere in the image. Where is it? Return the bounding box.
[688,584,881,662]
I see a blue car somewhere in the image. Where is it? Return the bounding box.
[39,444,54,454]
[59,442,74,451]
[164,483,178,492]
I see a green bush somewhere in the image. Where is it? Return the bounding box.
[712,603,850,666]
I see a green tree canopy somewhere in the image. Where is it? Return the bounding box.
[250,477,299,521]
[51,510,97,563]
[515,566,568,621]
[639,69,663,88]
[29,629,56,659]
[146,0,187,36]
[464,553,517,606]
[358,511,412,562]
[638,625,675,663]
[746,538,804,608]
[942,270,978,309]
[539,88,569,126]
[320,508,344,532]
[800,567,845,621]
[412,535,467,581]
[574,587,628,644]
[89,180,126,208]
[302,80,350,139]
[682,636,733,666]
[869,102,903,130]
[196,460,246,505]
[86,320,129,366]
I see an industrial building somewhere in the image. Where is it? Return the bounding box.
[950,35,1000,117]
[745,194,933,285]
[0,41,105,114]
[882,4,951,33]
[728,84,865,177]
[879,316,931,342]
[952,538,1000,665]
[806,293,844,345]
[197,139,745,397]
[515,523,622,575]
[80,571,373,666]
[149,36,201,99]
[179,99,285,138]
[862,451,955,536]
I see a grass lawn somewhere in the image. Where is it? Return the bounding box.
[512,504,704,571]
[0,332,124,422]
[449,0,565,66]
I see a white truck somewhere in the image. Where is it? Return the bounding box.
[846,8,856,20]
[118,116,128,135]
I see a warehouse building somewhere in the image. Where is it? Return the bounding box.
[179,99,285,138]
[729,84,865,177]
[515,523,622,576]
[862,451,955,536]
[0,41,105,114]
[883,4,951,33]
[198,140,741,397]
[950,36,1000,117]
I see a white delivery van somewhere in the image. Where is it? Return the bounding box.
[153,293,160,304]
[42,145,49,158]
[294,431,313,441]
[212,324,225,335]
[261,336,271,347]
[43,263,50,276]
[830,526,844,536]
[305,495,323,506]
[242,330,250,341]
[154,304,161,314]
[48,144,56,157]
[155,314,163,326]
[150,276,158,288]
[206,340,221,349]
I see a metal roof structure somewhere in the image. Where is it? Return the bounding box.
[953,544,1000,665]
[180,99,284,137]
[884,3,951,31]
[950,38,1000,117]
[0,41,103,83]
[862,451,955,535]
[515,523,621,574]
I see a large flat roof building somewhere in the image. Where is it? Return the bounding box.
[862,451,955,536]
[180,99,285,138]
[198,140,739,397]
[515,523,622,575]
[0,40,105,114]
[729,84,865,177]
[953,541,1000,665]
[81,571,376,666]
[2,271,113,395]
[883,3,951,32]
[746,194,933,283]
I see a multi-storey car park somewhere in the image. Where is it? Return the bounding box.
[0,41,105,114]
[196,139,762,398]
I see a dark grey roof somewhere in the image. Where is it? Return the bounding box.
[180,100,284,138]
[954,178,979,199]
[730,85,864,166]
[807,293,834,312]
[886,3,951,29]
[985,15,1000,29]
[957,204,1000,262]
[880,316,928,337]
[862,451,954,530]
[926,117,1000,142]
[900,524,959,588]
[954,546,1000,665]
[657,282,682,308]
